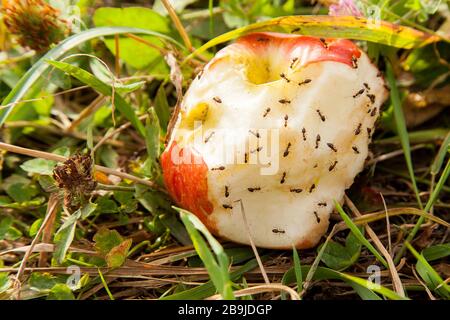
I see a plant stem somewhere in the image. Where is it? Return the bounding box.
[0,141,162,191]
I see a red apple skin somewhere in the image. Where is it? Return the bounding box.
[234,33,361,68]
[161,142,215,231]
[161,32,363,237]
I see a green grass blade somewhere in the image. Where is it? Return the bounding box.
[46,60,146,137]
[337,272,408,300]
[208,0,214,37]
[0,27,182,125]
[281,265,383,300]
[405,242,450,299]
[425,158,450,213]
[185,15,440,61]
[176,207,234,300]
[431,132,450,176]
[422,243,450,262]
[334,201,388,268]
[375,128,449,145]
[161,257,260,300]
[97,268,114,300]
[397,158,450,263]
[292,246,303,295]
[386,60,423,210]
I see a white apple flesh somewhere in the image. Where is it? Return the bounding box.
[161,32,388,249]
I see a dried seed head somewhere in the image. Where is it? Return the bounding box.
[2,0,70,52]
[53,153,96,213]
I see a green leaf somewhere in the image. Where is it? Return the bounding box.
[114,81,146,94]
[0,196,12,206]
[53,217,78,264]
[143,108,161,177]
[99,146,119,168]
[143,215,165,235]
[135,185,191,245]
[93,228,124,255]
[0,216,13,240]
[29,218,43,237]
[46,60,146,137]
[0,26,182,126]
[105,239,132,268]
[154,85,171,131]
[402,43,450,86]
[29,273,59,291]
[89,58,146,94]
[319,229,362,271]
[186,15,440,60]
[0,273,11,294]
[3,175,38,202]
[20,158,57,175]
[53,203,92,264]
[93,7,170,70]
[96,196,119,214]
[93,228,131,268]
[422,243,450,262]
[0,216,22,241]
[176,207,234,300]
[47,284,75,300]
[80,202,98,220]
